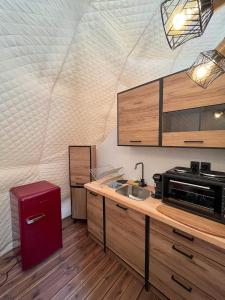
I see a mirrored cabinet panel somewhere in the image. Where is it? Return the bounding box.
[201,104,225,131]
[163,108,200,132]
[163,104,225,133]
[162,103,225,148]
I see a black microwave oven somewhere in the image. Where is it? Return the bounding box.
[162,167,225,224]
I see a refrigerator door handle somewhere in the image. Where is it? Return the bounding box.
[26,214,46,225]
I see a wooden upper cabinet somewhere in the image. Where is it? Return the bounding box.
[69,146,96,185]
[118,81,160,146]
[163,71,225,112]
[163,71,225,148]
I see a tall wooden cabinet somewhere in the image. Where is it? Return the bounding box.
[69,146,96,220]
[118,81,160,146]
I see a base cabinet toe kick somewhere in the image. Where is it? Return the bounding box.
[86,190,225,299]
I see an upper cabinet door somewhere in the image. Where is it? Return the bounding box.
[118,81,160,146]
[163,71,225,112]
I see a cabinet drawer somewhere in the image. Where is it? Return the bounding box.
[150,257,213,300]
[162,130,225,148]
[106,198,145,275]
[87,191,103,244]
[151,230,225,300]
[151,219,225,266]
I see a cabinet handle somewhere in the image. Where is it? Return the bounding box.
[90,191,98,196]
[116,204,128,211]
[172,229,194,242]
[171,275,192,293]
[26,214,45,225]
[172,245,193,259]
[75,182,84,185]
[184,140,204,143]
[130,140,142,143]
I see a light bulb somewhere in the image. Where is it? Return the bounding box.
[195,65,208,79]
[193,61,215,80]
[172,12,186,30]
[214,111,224,119]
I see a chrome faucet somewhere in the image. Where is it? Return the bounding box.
[134,162,147,187]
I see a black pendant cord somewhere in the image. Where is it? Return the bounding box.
[103,196,106,252]
[145,215,150,291]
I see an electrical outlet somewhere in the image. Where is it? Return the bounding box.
[201,162,211,172]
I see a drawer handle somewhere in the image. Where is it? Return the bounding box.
[90,191,98,196]
[171,275,192,293]
[26,214,45,225]
[172,229,194,242]
[75,182,84,185]
[116,204,128,211]
[130,140,142,143]
[172,245,193,260]
[184,140,204,143]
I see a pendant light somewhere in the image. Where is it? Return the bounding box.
[161,0,225,50]
[186,38,225,88]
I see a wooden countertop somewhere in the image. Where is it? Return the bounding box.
[85,180,225,251]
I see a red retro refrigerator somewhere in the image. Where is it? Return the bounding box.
[10,181,62,270]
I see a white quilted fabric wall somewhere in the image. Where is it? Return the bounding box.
[0,0,225,254]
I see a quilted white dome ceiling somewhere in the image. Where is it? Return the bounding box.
[0,0,225,253]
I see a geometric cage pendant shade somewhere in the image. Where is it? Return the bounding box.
[187,38,225,88]
[161,0,214,50]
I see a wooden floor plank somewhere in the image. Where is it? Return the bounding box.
[119,276,144,300]
[137,286,167,300]
[85,262,126,300]
[1,220,165,300]
[52,251,107,300]
[0,224,87,298]
[138,288,156,300]
[103,270,135,300]
[62,216,74,230]
[0,221,84,292]
[18,239,99,299]
[66,256,116,299]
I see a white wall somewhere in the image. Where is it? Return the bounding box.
[97,128,225,185]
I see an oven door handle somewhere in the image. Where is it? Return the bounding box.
[170,180,210,190]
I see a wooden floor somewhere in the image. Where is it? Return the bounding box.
[0,217,165,300]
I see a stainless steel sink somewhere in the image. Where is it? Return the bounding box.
[116,185,150,201]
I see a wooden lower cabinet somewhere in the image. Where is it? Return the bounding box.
[151,219,225,266]
[87,191,103,244]
[71,187,87,219]
[150,219,225,300]
[86,191,225,299]
[105,198,145,275]
[150,257,213,300]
